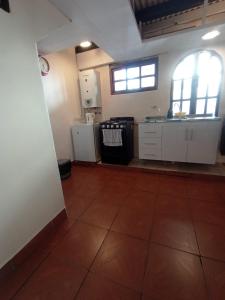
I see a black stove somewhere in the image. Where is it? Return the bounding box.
[99,117,134,165]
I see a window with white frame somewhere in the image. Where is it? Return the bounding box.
[110,57,158,94]
[171,51,222,117]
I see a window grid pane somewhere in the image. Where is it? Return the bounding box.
[207,98,217,116]
[114,81,126,92]
[127,78,140,90]
[114,69,126,81]
[182,101,191,115]
[141,64,155,76]
[127,67,140,79]
[141,76,155,88]
[182,78,192,99]
[196,99,206,115]
[173,80,182,100]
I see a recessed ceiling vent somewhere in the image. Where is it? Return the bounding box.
[131,0,225,40]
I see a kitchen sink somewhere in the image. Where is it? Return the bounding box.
[144,116,166,123]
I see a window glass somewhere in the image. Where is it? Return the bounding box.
[127,79,140,90]
[182,101,190,115]
[173,80,182,100]
[196,99,206,114]
[141,64,155,76]
[197,51,211,77]
[114,69,126,81]
[127,67,139,79]
[182,78,192,99]
[197,77,208,98]
[115,81,126,92]
[209,56,222,75]
[173,102,181,114]
[141,77,155,88]
[173,54,195,80]
[208,74,221,97]
[207,98,217,115]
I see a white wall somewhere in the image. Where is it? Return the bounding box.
[42,48,81,160]
[0,0,65,268]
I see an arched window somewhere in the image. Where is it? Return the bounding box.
[171,51,222,117]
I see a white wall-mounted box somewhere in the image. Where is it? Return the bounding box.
[79,69,101,108]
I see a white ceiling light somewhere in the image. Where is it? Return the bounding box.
[80,41,92,48]
[202,30,220,40]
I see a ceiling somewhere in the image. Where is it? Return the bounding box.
[37,0,225,61]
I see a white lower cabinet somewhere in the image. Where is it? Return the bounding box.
[186,121,221,164]
[139,120,221,165]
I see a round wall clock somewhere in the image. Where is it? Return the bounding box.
[39,56,50,76]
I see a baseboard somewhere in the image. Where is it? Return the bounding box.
[75,161,225,182]
[72,160,99,166]
[0,209,67,279]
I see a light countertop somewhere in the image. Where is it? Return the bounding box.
[137,117,221,124]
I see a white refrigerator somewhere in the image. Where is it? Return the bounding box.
[72,123,100,162]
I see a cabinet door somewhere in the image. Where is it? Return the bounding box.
[72,125,96,162]
[162,123,188,162]
[187,121,221,164]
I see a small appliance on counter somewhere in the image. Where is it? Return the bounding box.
[85,112,95,124]
[99,117,134,165]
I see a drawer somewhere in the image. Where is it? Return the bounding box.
[139,137,162,148]
[139,124,162,138]
[139,144,162,160]
[139,150,162,160]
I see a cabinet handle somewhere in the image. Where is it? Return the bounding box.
[144,153,156,157]
[144,131,156,134]
[185,128,188,141]
[144,143,157,145]
[190,129,194,141]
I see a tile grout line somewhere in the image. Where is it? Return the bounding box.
[73,192,125,300]
[140,180,161,299]
[10,251,52,300]
[187,188,211,300]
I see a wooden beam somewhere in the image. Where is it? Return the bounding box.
[142,0,225,39]
[135,0,206,23]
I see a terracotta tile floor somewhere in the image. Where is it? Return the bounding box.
[1,165,225,300]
